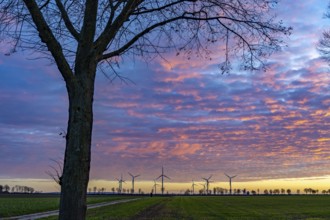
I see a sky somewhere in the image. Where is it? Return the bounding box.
[0,0,330,193]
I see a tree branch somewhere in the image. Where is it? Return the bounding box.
[54,0,80,41]
[94,0,143,57]
[99,11,282,62]
[99,15,185,60]
[131,0,186,15]
[80,0,98,46]
[22,0,74,86]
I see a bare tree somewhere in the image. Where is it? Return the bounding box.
[0,1,290,219]
[46,158,63,186]
[3,184,10,193]
[319,2,330,61]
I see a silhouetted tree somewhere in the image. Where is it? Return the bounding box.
[319,2,330,62]
[286,189,291,195]
[0,185,3,193]
[304,188,308,194]
[0,1,290,219]
[45,159,63,185]
[3,185,10,193]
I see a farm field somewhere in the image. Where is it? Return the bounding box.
[1,195,330,219]
[0,194,133,218]
[84,195,330,220]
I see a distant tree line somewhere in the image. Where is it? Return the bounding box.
[87,187,106,194]
[87,186,145,195]
[183,187,330,196]
[0,184,37,194]
[304,188,330,195]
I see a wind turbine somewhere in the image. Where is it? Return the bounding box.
[156,166,170,195]
[200,183,206,194]
[202,175,213,194]
[128,172,140,194]
[192,180,197,195]
[225,173,237,195]
[116,174,125,193]
[152,179,159,194]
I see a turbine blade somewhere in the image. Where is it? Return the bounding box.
[128,172,133,177]
[164,175,170,179]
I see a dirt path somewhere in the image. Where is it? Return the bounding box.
[130,198,187,220]
[2,198,141,220]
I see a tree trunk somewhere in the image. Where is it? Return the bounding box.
[59,61,96,220]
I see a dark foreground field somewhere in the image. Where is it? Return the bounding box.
[1,194,330,219]
[85,196,330,220]
[0,194,132,218]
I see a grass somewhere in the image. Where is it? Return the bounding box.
[85,197,167,220]
[85,195,330,220]
[40,197,165,220]
[2,195,330,219]
[160,196,330,219]
[0,194,132,218]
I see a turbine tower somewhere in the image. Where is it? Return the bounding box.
[192,180,197,195]
[152,179,159,194]
[200,183,206,194]
[116,173,125,193]
[128,172,140,194]
[156,166,170,195]
[225,173,237,195]
[202,175,213,194]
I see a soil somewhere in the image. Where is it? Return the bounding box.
[130,198,190,220]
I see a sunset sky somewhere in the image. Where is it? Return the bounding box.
[1,0,330,193]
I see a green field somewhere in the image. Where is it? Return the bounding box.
[84,196,330,220]
[0,194,132,218]
[1,195,330,219]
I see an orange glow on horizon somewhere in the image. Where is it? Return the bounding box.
[2,176,330,194]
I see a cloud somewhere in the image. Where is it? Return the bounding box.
[1,1,330,185]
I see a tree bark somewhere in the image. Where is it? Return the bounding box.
[59,60,96,220]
